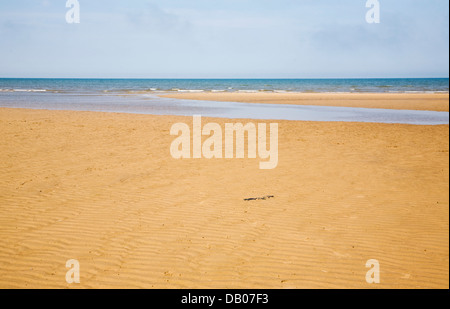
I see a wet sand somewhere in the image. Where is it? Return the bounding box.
[0,106,448,289]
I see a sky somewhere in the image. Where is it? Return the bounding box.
[0,0,448,78]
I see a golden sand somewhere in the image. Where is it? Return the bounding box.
[161,92,449,112]
[0,101,448,288]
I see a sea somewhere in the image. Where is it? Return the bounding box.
[0,78,448,94]
[0,78,448,125]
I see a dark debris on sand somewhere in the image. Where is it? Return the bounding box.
[244,195,275,201]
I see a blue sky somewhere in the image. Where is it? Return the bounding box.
[0,0,448,78]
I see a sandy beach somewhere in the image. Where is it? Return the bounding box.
[0,94,448,289]
[161,93,450,112]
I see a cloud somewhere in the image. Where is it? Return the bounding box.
[124,3,192,35]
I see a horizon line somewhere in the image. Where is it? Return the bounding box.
[1,77,449,80]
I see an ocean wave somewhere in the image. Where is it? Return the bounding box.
[1,87,447,95]
[0,89,48,93]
